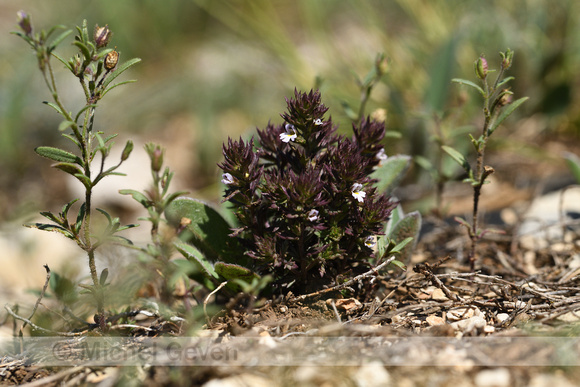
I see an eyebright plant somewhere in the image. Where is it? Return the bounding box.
[166,92,419,295]
[219,89,402,293]
[444,49,528,269]
[14,13,141,328]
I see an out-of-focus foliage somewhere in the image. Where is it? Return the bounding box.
[3,0,580,221]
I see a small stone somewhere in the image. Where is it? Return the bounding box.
[474,368,510,387]
[426,315,446,326]
[496,313,510,323]
[353,361,391,387]
[450,316,487,333]
[447,307,476,321]
[329,298,363,312]
[430,288,448,301]
[203,374,274,387]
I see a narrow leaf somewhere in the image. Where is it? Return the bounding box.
[52,52,73,72]
[496,76,515,89]
[119,189,152,208]
[74,173,92,189]
[35,146,81,164]
[48,29,73,53]
[389,212,422,262]
[389,259,407,271]
[102,80,138,97]
[73,41,92,61]
[488,96,528,135]
[99,268,109,286]
[39,211,61,225]
[25,223,74,239]
[451,78,485,97]
[442,145,472,174]
[174,241,219,279]
[52,162,83,176]
[371,155,412,195]
[74,202,86,235]
[43,101,66,116]
[102,58,142,90]
[563,152,580,184]
[58,120,76,132]
[414,155,439,180]
[215,262,260,292]
[74,105,96,123]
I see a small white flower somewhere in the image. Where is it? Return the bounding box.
[280,124,297,143]
[351,183,366,203]
[364,236,376,248]
[314,118,323,126]
[221,173,235,185]
[376,148,388,162]
[307,209,319,222]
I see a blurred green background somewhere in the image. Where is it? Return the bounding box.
[2,0,580,223]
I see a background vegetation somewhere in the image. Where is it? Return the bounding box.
[2,0,580,306]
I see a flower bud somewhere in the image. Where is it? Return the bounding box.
[145,143,164,172]
[104,49,119,71]
[17,11,32,36]
[376,54,389,75]
[94,24,112,48]
[121,140,133,161]
[474,56,488,80]
[501,49,514,70]
[498,89,513,106]
[70,54,83,76]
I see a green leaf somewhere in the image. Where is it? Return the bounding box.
[389,211,421,262]
[165,197,244,264]
[43,101,66,116]
[48,29,73,53]
[371,155,411,196]
[215,262,260,292]
[388,259,407,271]
[174,241,219,280]
[102,58,142,90]
[340,100,359,121]
[496,76,515,89]
[102,80,138,98]
[451,78,485,97]
[414,155,439,180]
[62,133,81,149]
[52,52,73,72]
[61,198,80,219]
[35,146,81,164]
[442,145,472,174]
[488,96,528,135]
[57,120,76,132]
[119,189,151,208]
[74,173,93,189]
[74,202,86,235]
[74,105,96,123]
[563,152,580,184]
[424,37,457,112]
[39,211,61,225]
[52,162,83,176]
[73,40,92,61]
[99,268,109,286]
[25,223,74,239]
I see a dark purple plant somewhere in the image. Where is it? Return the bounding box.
[219,90,395,292]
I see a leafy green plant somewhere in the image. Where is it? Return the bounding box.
[443,49,528,269]
[167,90,419,295]
[14,12,141,326]
[120,143,189,303]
